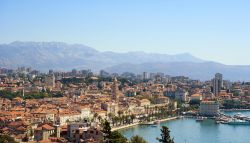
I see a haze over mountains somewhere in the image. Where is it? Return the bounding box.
[0,41,250,81]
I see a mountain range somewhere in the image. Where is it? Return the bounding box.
[0,41,250,81]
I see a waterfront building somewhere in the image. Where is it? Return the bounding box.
[199,101,219,116]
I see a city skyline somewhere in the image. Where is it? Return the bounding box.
[1,0,250,65]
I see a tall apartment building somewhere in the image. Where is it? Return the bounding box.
[142,72,149,80]
[212,73,223,96]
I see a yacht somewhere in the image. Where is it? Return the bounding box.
[228,118,250,125]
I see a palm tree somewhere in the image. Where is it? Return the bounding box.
[97,115,102,123]
[93,113,98,122]
[114,116,119,126]
[108,113,115,125]
[118,110,123,117]
[130,114,136,123]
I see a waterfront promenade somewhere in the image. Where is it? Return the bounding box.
[112,116,178,131]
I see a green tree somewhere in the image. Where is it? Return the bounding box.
[130,135,148,143]
[101,120,112,142]
[130,114,136,123]
[101,120,127,143]
[109,131,127,143]
[157,126,174,143]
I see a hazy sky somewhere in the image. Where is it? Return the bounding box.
[1,0,250,65]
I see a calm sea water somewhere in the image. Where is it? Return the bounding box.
[120,111,250,143]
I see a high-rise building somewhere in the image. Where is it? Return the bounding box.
[212,73,223,96]
[100,70,109,77]
[142,72,149,80]
[215,73,223,87]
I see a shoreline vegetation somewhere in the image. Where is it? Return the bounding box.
[112,116,178,131]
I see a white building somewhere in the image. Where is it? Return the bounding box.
[59,112,82,125]
[199,101,219,116]
[77,106,91,119]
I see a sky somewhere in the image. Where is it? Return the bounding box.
[0,0,250,65]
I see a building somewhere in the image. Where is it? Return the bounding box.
[45,74,55,89]
[215,73,223,87]
[175,88,189,102]
[112,77,119,101]
[100,70,109,78]
[77,106,91,120]
[34,124,55,141]
[190,93,202,101]
[68,123,103,143]
[199,101,219,116]
[142,72,149,80]
[212,73,223,96]
[101,102,119,115]
[137,99,151,107]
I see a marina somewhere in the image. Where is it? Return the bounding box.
[120,111,250,143]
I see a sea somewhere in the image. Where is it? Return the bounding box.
[120,111,250,143]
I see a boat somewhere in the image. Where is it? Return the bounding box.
[228,118,250,125]
[234,113,247,120]
[215,120,221,124]
[220,121,229,124]
[196,116,204,122]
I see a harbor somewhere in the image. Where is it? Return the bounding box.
[120,111,250,143]
[192,111,250,126]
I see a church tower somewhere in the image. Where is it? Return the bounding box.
[112,77,119,101]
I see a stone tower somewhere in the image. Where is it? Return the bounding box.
[112,77,119,101]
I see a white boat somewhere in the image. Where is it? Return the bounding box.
[234,113,247,119]
[196,117,204,122]
[228,118,250,125]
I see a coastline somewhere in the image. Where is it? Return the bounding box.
[111,116,178,131]
[111,122,140,131]
[220,109,250,111]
